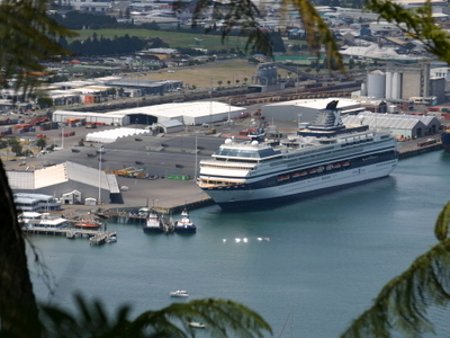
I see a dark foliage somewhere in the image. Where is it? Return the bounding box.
[68,34,148,57]
[51,11,118,30]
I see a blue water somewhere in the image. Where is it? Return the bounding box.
[28,151,450,337]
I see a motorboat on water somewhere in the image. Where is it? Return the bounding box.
[174,208,196,234]
[188,321,206,329]
[143,211,164,234]
[105,233,117,243]
[169,290,189,297]
[74,217,103,230]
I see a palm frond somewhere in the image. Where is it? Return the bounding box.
[135,298,272,338]
[435,201,450,242]
[342,203,450,337]
[40,295,272,338]
[0,0,75,93]
[192,0,344,70]
[366,0,450,64]
[287,0,344,71]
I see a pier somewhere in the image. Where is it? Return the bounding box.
[23,226,117,246]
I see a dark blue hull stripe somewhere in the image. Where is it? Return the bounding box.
[216,176,390,211]
[202,150,397,191]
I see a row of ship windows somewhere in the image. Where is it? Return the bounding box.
[277,161,352,182]
[199,179,238,186]
[340,136,374,146]
[203,163,254,170]
[276,146,364,168]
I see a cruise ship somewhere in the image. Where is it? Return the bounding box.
[197,100,398,209]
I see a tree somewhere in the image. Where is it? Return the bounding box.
[342,202,450,337]
[36,138,47,150]
[0,0,74,93]
[1,0,449,336]
[8,137,23,156]
[40,295,272,338]
[191,0,449,67]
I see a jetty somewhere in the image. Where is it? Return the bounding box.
[22,226,117,246]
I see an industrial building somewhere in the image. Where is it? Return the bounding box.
[14,193,61,212]
[7,161,121,205]
[53,101,246,128]
[261,98,366,123]
[343,112,441,139]
[43,77,183,106]
[362,62,448,104]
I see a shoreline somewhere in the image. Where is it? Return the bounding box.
[102,140,445,217]
[11,135,446,221]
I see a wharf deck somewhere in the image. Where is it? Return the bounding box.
[397,140,443,159]
[23,226,117,246]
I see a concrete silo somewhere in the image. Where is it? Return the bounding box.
[392,72,402,99]
[367,70,386,98]
[385,71,393,99]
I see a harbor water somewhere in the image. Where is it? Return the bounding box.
[28,151,450,337]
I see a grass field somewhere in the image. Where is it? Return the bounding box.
[126,58,263,89]
[73,28,249,51]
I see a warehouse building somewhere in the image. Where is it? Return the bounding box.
[261,98,366,123]
[343,112,441,139]
[7,161,121,205]
[14,193,61,212]
[53,101,246,128]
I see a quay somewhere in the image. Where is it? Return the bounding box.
[39,135,446,227]
[105,198,213,225]
[23,226,117,246]
[397,139,443,159]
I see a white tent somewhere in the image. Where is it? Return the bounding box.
[85,128,149,143]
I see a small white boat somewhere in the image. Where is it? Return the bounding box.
[169,290,189,298]
[188,321,206,329]
[106,234,117,244]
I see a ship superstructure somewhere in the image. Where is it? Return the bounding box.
[197,101,398,209]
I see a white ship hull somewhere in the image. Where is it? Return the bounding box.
[203,159,397,208]
[198,101,399,210]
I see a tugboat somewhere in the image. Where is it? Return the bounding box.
[143,210,164,234]
[174,208,197,234]
[74,217,103,230]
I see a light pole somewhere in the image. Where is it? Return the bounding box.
[98,145,103,205]
[194,134,198,180]
[60,123,64,149]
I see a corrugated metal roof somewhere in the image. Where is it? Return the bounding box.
[7,171,34,189]
[53,101,245,122]
[35,163,67,188]
[343,112,425,130]
[7,162,118,193]
[107,174,120,194]
[66,161,110,190]
[266,97,360,110]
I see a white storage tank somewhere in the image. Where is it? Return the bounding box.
[392,72,402,99]
[367,70,386,99]
[385,71,393,99]
[360,82,367,96]
[387,104,398,113]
